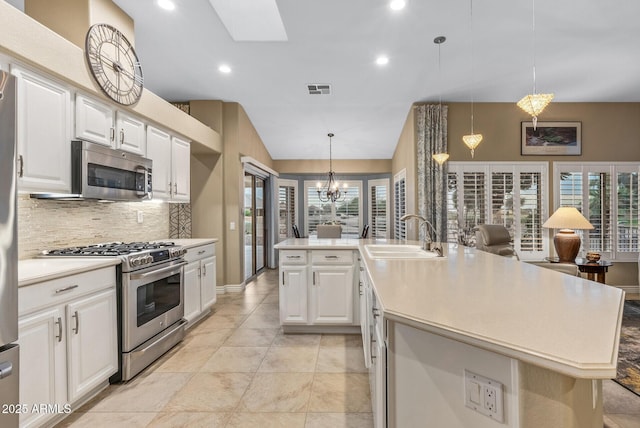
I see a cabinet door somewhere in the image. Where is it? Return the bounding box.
[279,266,308,324]
[13,66,71,193]
[310,266,354,324]
[372,321,386,428]
[200,256,217,310]
[183,260,201,323]
[116,111,146,156]
[146,126,172,200]
[18,308,66,428]
[66,289,117,403]
[75,94,115,147]
[360,268,371,369]
[171,137,190,202]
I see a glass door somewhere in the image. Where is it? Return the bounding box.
[244,172,267,280]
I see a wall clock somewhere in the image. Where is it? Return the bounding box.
[85,23,143,106]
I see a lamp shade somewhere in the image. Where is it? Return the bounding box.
[542,207,594,230]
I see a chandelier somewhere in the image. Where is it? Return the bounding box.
[517,0,553,129]
[316,133,347,203]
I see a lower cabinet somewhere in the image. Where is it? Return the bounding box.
[184,243,217,325]
[278,250,358,330]
[17,267,117,428]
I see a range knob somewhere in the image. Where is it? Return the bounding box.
[145,255,154,265]
[130,257,141,267]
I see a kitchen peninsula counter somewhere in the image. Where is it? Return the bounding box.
[275,239,624,379]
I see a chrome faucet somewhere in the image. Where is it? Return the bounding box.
[400,214,443,256]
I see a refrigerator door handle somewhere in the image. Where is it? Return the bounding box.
[0,361,12,379]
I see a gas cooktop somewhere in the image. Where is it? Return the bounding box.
[42,241,177,256]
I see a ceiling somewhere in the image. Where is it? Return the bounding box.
[10,0,640,160]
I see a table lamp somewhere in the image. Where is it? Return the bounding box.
[542,207,594,263]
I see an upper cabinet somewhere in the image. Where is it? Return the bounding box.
[171,136,191,202]
[13,65,72,193]
[75,94,115,148]
[146,125,190,202]
[116,111,146,156]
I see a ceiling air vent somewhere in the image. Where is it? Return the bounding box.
[307,84,331,95]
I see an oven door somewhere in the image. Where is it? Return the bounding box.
[122,260,186,352]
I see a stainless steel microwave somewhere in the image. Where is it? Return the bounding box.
[31,140,152,201]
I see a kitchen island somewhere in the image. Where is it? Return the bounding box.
[275,238,625,428]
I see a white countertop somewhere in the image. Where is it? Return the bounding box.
[274,238,363,250]
[167,238,218,249]
[19,258,120,287]
[275,239,625,379]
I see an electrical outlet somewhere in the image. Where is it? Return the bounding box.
[464,370,504,423]
[136,210,143,224]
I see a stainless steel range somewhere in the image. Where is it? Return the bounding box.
[43,242,187,381]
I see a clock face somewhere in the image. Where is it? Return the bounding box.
[85,24,143,106]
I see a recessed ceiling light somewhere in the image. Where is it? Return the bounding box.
[157,0,176,11]
[376,56,389,66]
[390,0,406,11]
[218,65,232,74]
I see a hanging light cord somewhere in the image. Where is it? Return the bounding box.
[470,0,475,134]
[532,0,537,95]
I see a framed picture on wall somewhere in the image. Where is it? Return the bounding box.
[521,121,582,155]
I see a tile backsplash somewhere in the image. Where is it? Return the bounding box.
[18,194,171,259]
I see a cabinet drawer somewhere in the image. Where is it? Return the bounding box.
[184,244,215,263]
[19,267,116,315]
[311,251,354,265]
[280,250,307,265]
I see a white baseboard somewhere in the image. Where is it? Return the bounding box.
[216,283,246,294]
[612,285,640,294]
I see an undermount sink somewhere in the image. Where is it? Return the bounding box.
[365,244,440,259]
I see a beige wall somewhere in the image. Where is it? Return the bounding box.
[274,159,391,174]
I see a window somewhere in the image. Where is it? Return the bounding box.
[447,162,548,260]
[278,179,298,241]
[555,162,639,261]
[304,180,363,238]
[368,179,390,238]
[394,170,406,240]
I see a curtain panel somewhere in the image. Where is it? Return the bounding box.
[416,104,448,243]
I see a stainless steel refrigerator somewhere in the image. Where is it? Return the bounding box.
[0,69,19,428]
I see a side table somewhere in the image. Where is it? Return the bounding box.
[574,258,613,284]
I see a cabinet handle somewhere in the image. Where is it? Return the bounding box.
[72,311,79,334]
[359,267,364,272]
[55,317,62,342]
[198,250,206,255]
[174,183,178,195]
[313,272,316,285]
[372,308,380,318]
[282,272,285,285]
[169,182,173,196]
[55,284,78,294]
[17,155,24,178]
[120,129,124,144]
[202,265,206,276]
[324,255,339,259]
[359,283,363,296]
[287,255,301,259]
[110,127,115,142]
[198,267,201,277]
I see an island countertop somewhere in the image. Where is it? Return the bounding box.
[274,239,625,379]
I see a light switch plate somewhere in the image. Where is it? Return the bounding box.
[464,370,504,423]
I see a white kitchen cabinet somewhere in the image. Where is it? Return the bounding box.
[359,259,371,369]
[146,126,191,202]
[115,111,146,156]
[183,244,216,326]
[171,136,191,202]
[75,94,115,147]
[66,289,118,403]
[17,308,67,428]
[278,250,358,331]
[17,267,117,428]
[280,265,309,324]
[13,65,72,193]
[310,264,354,324]
[369,288,386,428]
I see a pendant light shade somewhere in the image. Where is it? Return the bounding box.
[432,153,450,165]
[462,133,483,157]
[518,0,553,129]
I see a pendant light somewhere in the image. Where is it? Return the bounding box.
[316,133,347,203]
[462,0,483,158]
[517,0,553,129]
[432,36,449,165]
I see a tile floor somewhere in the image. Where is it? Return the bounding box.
[57,269,372,428]
[56,270,640,428]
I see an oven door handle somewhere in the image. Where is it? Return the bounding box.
[129,261,187,281]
